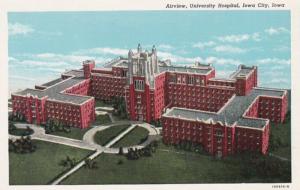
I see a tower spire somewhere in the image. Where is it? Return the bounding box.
[137,43,142,53]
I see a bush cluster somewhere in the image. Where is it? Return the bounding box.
[44,119,71,134]
[9,136,37,154]
[124,141,159,160]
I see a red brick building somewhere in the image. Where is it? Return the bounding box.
[12,65,96,129]
[11,44,288,156]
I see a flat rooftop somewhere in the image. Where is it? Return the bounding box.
[14,70,92,105]
[40,78,64,87]
[163,87,286,129]
[230,66,254,79]
[159,65,213,75]
[103,57,128,68]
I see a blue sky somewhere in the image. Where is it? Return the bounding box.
[8,11,291,93]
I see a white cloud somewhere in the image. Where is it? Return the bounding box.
[157,44,173,50]
[8,23,34,36]
[273,46,290,52]
[214,45,246,53]
[252,32,262,41]
[193,41,216,49]
[256,58,291,65]
[35,53,97,63]
[218,34,250,43]
[76,47,128,56]
[9,75,35,81]
[205,56,243,66]
[264,27,289,35]
[157,51,202,63]
[262,78,290,88]
[157,52,244,67]
[217,33,261,43]
[9,57,71,68]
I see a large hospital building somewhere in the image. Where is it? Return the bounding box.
[11,44,288,157]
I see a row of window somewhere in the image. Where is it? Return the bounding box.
[46,106,80,113]
[208,81,235,87]
[169,96,229,103]
[134,80,145,91]
[168,85,234,94]
[169,75,205,85]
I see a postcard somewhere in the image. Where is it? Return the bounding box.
[0,0,299,189]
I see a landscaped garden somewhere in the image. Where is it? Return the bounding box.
[61,114,291,185]
[269,111,291,159]
[94,124,131,146]
[51,127,90,140]
[95,100,113,107]
[95,97,129,121]
[93,114,112,125]
[8,98,291,185]
[61,139,290,185]
[9,140,92,185]
[112,126,149,148]
[9,123,34,136]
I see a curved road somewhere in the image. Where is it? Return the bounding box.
[9,107,161,185]
[10,121,160,154]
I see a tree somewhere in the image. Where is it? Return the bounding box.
[91,161,98,169]
[9,136,37,154]
[111,96,128,119]
[59,159,68,167]
[8,113,14,121]
[117,159,124,165]
[9,122,16,132]
[118,147,124,155]
[9,139,15,152]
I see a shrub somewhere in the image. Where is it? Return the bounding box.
[9,136,37,154]
[118,147,124,155]
[117,159,124,165]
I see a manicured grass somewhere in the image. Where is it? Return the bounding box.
[112,127,149,148]
[269,116,291,159]
[272,147,291,160]
[51,127,90,140]
[9,140,91,185]
[94,125,130,146]
[95,100,113,107]
[93,114,111,125]
[62,141,285,185]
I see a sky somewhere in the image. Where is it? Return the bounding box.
[8,11,291,93]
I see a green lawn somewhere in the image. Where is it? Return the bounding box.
[269,115,291,159]
[61,116,292,185]
[112,127,149,148]
[95,100,113,107]
[50,127,90,140]
[93,114,111,125]
[61,140,289,185]
[9,140,91,185]
[94,125,130,146]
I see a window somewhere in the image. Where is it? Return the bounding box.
[201,79,205,85]
[182,76,186,83]
[187,75,195,85]
[122,70,127,77]
[169,74,176,83]
[177,76,181,84]
[134,80,145,91]
[196,78,200,85]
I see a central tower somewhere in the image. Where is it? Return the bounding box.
[126,44,159,122]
